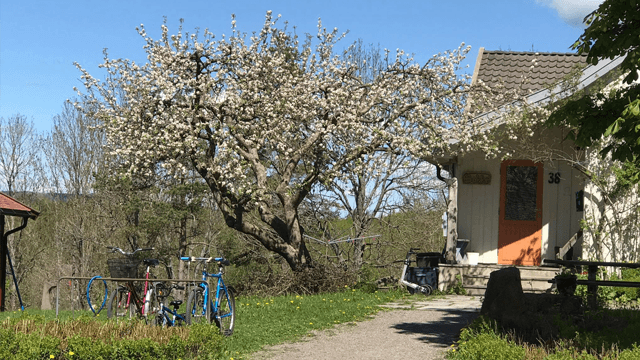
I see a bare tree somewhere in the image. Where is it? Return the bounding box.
[44,101,104,196]
[0,114,41,195]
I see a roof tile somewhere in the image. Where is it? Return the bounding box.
[475,50,587,94]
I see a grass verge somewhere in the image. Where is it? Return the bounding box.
[225,287,405,359]
[0,286,407,359]
[447,314,640,360]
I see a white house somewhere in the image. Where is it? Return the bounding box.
[437,48,626,268]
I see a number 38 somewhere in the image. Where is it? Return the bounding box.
[548,172,560,184]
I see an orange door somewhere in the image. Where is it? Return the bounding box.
[498,160,543,265]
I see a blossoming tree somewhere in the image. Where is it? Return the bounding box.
[75,12,480,271]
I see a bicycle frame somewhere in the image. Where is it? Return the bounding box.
[107,247,155,319]
[153,283,186,327]
[181,257,232,323]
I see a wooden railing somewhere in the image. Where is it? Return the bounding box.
[556,230,583,260]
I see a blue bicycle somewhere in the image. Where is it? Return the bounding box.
[150,282,187,327]
[181,256,235,336]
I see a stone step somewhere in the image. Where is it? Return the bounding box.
[458,264,560,278]
[463,284,552,296]
[463,274,555,290]
[438,263,560,294]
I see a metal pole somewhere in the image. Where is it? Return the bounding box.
[6,247,24,310]
[56,279,60,317]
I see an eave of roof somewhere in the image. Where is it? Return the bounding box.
[0,192,40,219]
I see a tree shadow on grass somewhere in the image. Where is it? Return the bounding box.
[390,310,478,347]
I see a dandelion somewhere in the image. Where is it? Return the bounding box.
[50,356,55,359]
[69,352,75,356]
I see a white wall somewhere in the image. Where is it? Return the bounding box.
[455,151,584,265]
[456,153,500,264]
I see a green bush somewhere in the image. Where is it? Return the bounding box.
[544,349,599,360]
[448,317,525,360]
[67,335,112,359]
[12,333,61,360]
[619,344,640,360]
[0,318,226,360]
[447,333,525,360]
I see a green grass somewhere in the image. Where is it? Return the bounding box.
[447,314,640,360]
[0,287,407,359]
[225,287,405,359]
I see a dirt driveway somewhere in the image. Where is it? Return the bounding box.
[250,295,481,360]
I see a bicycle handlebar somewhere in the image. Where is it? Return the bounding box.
[106,246,154,256]
[180,256,230,266]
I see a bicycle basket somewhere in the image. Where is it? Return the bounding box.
[108,258,142,278]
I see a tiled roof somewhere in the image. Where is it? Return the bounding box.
[473,48,588,93]
[0,192,39,219]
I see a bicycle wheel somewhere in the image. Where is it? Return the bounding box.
[214,286,235,336]
[186,286,209,325]
[107,286,133,320]
[151,312,166,327]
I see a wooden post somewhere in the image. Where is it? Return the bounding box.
[0,216,6,311]
[588,264,598,310]
[445,178,459,264]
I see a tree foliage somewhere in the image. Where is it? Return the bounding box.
[75,13,477,271]
[548,0,640,182]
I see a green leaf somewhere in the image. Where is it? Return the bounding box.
[605,119,623,136]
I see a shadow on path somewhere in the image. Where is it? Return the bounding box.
[391,310,478,347]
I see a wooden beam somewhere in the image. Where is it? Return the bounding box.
[445,178,459,263]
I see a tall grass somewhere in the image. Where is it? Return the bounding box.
[0,287,406,359]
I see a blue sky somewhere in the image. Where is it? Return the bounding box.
[0,0,602,133]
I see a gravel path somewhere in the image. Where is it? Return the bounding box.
[250,295,481,360]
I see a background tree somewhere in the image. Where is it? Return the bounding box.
[548,0,640,182]
[44,100,105,196]
[0,114,42,195]
[75,13,478,272]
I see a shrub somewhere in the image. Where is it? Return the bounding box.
[0,316,226,360]
[448,317,525,360]
[447,333,525,360]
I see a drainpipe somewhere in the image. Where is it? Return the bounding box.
[1,217,28,311]
[436,164,458,264]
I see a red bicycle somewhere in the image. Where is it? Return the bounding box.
[105,246,158,321]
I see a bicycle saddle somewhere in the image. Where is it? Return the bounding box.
[170,300,183,308]
[143,259,160,266]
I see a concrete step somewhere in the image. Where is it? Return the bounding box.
[456,264,560,278]
[439,263,560,294]
[462,284,552,296]
[463,274,555,292]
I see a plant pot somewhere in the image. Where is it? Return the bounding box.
[555,275,577,296]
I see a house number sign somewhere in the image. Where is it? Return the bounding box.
[548,172,561,184]
[462,171,491,185]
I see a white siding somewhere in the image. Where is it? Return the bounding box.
[456,151,584,265]
[456,154,500,263]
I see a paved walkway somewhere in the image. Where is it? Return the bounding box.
[251,295,482,360]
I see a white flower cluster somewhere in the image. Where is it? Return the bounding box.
[75,13,493,211]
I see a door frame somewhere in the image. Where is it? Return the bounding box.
[498,160,544,265]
